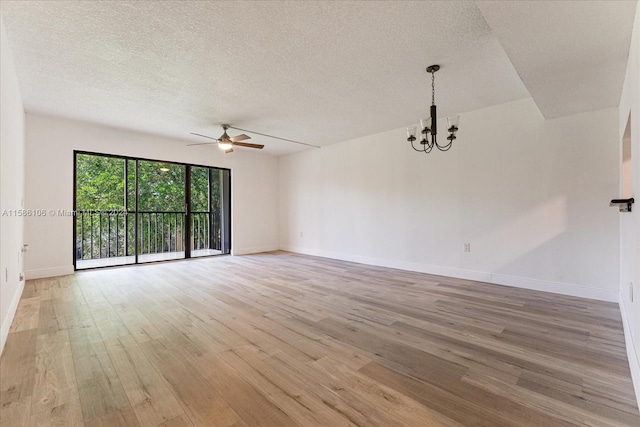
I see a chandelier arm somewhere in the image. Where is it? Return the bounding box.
[435,140,453,151]
[410,139,427,152]
[426,138,434,152]
[424,143,434,153]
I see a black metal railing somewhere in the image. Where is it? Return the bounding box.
[76,210,133,260]
[192,211,222,251]
[75,210,220,261]
[211,210,221,250]
[137,211,185,256]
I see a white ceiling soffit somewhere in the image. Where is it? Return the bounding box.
[476,0,638,120]
[0,1,529,155]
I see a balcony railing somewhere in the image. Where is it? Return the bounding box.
[75,210,221,262]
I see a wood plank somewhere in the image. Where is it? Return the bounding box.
[36,300,67,336]
[189,350,299,427]
[83,405,139,427]
[216,346,359,426]
[158,414,193,427]
[111,302,163,344]
[68,322,131,422]
[30,399,84,427]
[140,338,241,427]
[360,360,513,427]
[9,297,40,333]
[516,376,640,424]
[158,414,196,427]
[103,335,185,426]
[0,396,31,427]
[31,330,79,414]
[314,356,465,427]
[0,329,37,405]
[0,329,37,427]
[463,370,633,427]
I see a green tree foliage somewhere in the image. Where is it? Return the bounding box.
[75,154,125,210]
[191,166,209,212]
[76,154,222,212]
[138,160,185,212]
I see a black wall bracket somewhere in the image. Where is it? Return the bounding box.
[610,198,635,212]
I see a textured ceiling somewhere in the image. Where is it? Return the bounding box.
[477,0,637,119]
[0,1,635,155]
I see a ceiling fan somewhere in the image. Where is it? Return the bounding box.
[188,124,264,153]
[188,124,321,153]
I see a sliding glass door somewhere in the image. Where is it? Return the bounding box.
[137,160,186,263]
[75,154,135,268]
[74,152,231,270]
[189,167,231,257]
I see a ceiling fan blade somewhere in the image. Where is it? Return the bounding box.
[225,148,234,154]
[230,134,251,142]
[228,125,320,148]
[187,142,216,147]
[232,141,265,149]
[190,132,219,141]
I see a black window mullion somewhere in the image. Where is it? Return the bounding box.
[221,169,231,254]
[73,151,77,269]
[208,168,213,251]
[134,159,139,264]
[185,165,192,259]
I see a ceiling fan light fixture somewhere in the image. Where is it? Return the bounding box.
[218,141,233,151]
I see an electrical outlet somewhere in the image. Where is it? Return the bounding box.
[19,273,24,281]
[630,282,634,302]
[464,243,471,252]
[300,232,303,238]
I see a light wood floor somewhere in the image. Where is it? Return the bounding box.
[1,252,638,426]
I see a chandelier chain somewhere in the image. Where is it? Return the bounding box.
[431,71,435,106]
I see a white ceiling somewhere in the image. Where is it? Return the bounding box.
[476,0,637,119]
[0,1,635,155]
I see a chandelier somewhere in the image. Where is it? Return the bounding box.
[406,65,459,153]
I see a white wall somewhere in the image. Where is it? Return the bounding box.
[280,97,620,302]
[24,113,279,279]
[0,14,26,355]
[618,3,640,408]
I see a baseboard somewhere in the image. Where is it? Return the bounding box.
[0,280,25,357]
[280,244,493,282]
[620,296,640,410]
[25,265,74,280]
[232,245,280,256]
[279,245,619,302]
[489,273,619,302]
